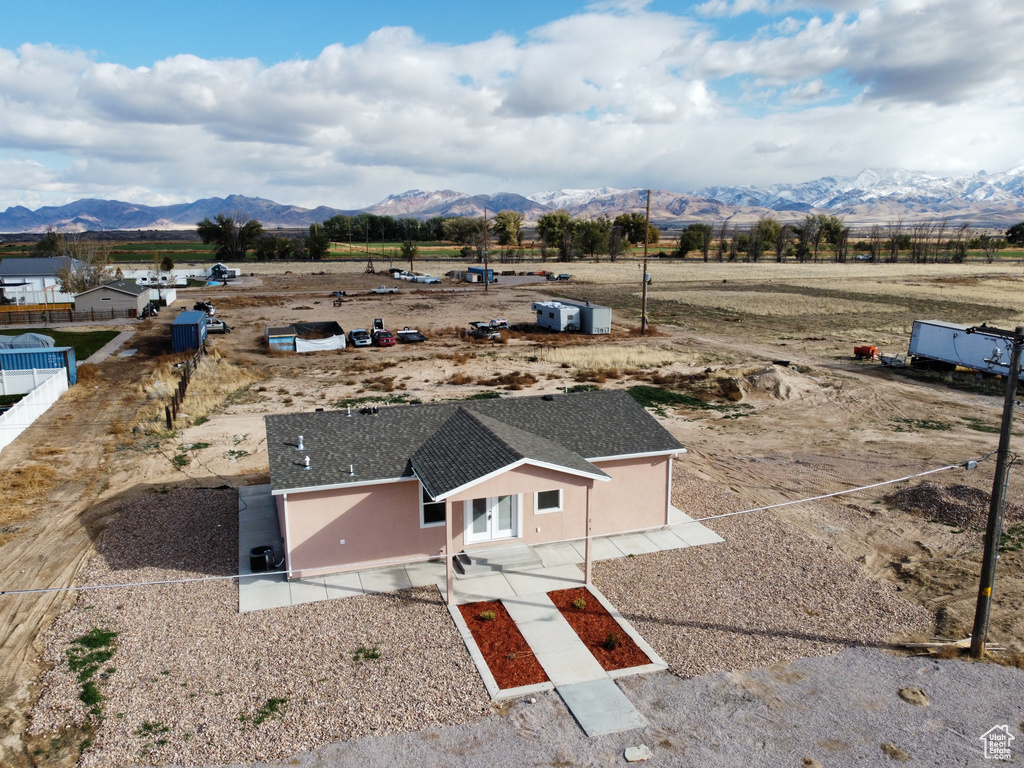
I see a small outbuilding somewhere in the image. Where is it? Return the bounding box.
[74,279,149,316]
[553,299,612,335]
[265,322,346,353]
[532,301,581,332]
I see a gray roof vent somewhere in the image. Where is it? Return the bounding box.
[542,395,555,401]
[303,455,311,470]
[296,435,304,451]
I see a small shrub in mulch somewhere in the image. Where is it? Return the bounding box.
[458,601,548,689]
[548,587,650,671]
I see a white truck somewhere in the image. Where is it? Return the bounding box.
[908,320,1015,373]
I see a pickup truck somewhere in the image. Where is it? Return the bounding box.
[369,286,398,295]
[546,273,572,281]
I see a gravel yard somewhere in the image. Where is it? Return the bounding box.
[29,472,935,766]
[28,488,490,767]
[594,470,933,678]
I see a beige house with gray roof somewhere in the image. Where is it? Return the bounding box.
[264,390,686,603]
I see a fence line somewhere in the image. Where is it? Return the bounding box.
[165,345,205,430]
[0,369,69,452]
[0,367,65,396]
[0,308,138,326]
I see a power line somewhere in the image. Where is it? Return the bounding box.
[0,456,987,597]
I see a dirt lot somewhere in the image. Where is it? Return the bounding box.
[2,257,1024,766]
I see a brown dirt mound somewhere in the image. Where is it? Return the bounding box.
[884,482,1023,530]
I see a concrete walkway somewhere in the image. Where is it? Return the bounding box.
[502,590,655,736]
[81,329,135,364]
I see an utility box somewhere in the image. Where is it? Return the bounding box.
[908,319,1016,373]
[554,299,612,335]
[0,346,77,385]
[171,310,208,353]
[532,301,581,332]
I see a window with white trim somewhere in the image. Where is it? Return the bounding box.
[421,485,446,527]
[535,489,562,514]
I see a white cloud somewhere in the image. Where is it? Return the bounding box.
[0,1,1023,210]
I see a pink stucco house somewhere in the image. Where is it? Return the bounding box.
[264,390,685,602]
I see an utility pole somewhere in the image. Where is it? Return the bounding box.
[483,207,490,295]
[640,190,650,335]
[970,324,1024,658]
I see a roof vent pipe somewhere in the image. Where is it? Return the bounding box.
[347,405,352,417]
[303,456,311,470]
[349,464,355,476]
[296,435,304,451]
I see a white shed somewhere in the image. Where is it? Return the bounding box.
[532,301,581,332]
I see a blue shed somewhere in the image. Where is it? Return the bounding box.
[171,311,208,352]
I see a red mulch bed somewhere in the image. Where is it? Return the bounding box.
[548,587,651,671]
[458,600,549,689]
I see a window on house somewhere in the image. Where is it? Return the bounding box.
[101,297,111,302]
[421,486,446,527]
[535,489,562,514]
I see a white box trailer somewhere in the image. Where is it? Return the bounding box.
[908,320,1016,373]
[532,301,580,332]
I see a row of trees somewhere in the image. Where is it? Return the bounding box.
[197,215,330,262]
[676,215,1013,264]
[194,211,1024,264]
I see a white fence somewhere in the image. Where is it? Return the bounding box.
[0,367,64,396]
[0,369,69,453]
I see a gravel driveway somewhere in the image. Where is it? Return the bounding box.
[214,647,1024,768]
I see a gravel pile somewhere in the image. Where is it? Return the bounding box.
[29,488,489,768]
[884,481,1023,530]
[595,469,933,679]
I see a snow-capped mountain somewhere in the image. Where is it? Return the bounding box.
[4,167,1024,233]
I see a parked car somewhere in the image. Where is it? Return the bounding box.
[349,328,372,347]
[206,318,231,334]
[546,273,572,281]
[369,286,398,295]
[467,322,503,341]
[193,300,215,315]
[372,329,396,347]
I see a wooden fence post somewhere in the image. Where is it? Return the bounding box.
[166,405,173,430]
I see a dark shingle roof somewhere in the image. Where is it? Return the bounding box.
[75,279,148,297]
[411,408,608,499]
[264,390,684,494]
[0,256,83,278]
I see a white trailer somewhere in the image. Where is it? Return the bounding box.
[908,320,1016,373]
[532,301,581,332]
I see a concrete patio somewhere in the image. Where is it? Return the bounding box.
[237,485,724,613]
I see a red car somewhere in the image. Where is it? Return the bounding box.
[373,329,396,347]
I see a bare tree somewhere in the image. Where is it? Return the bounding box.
[885,217,904,263]
[53,233,114,295]
[867,224,883,262]
[951,222,970,263]
[716,221,730,262]
[933,218,949,263]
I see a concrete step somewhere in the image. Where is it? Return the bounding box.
[469,544,544,573]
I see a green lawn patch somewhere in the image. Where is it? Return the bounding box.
[3,328,119,360]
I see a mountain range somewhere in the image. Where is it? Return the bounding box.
[2,167,1023,234]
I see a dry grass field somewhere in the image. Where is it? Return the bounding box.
[2,255,1024,766]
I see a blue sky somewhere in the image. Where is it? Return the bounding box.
[1,0,1022,211]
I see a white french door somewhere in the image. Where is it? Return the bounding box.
[465,495,518,543]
